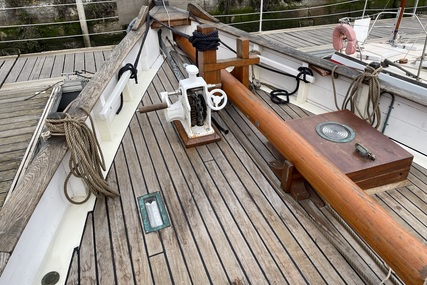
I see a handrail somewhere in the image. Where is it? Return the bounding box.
[213,1,426,31]
[0,30,126,44]
[368,11,427,38]
[0,1,123,50]
[0,1,116,10]
[2,2,426,47]
[0,16,119,29]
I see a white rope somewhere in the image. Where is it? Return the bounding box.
[162,0,171,27]
[379,267,392,285]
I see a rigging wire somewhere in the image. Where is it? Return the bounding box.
[0,30,125,44]
[1,16,119,29]
[403,20,427,59]
[0,1,116,10]
[151,16,313,106]
[116,13,151,114]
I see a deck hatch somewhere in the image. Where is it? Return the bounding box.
[138,192,170,233]
[316,121,355,143]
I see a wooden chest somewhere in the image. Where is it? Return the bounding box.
[286,110,413,189]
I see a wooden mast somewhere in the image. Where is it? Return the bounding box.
[392,0,407,42]
[174,28,427,285]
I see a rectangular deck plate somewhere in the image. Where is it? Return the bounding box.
[138,192,170,233]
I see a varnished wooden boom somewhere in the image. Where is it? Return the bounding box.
[221,70,427,284]
[174,32,427,284]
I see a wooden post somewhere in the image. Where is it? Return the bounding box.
[197,25,221,85]
[76,0,91,47]
[231,38,250,88]
[174,34,427,285]
[175,27,259,87]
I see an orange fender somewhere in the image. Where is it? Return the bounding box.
[332,24,357,55]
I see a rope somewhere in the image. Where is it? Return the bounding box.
[249,61,313,105]
[161,0,171,27]
[189,30,220,51]
[116,63,138,113]
[44,108,119,204]
[188,30,220,68]
[325,203,401,285]
[332,64,383,128]
[379,268,392,285]
[269,66,313,104]
[116,12,151,115]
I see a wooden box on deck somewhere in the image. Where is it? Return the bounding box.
[286,110,413,189]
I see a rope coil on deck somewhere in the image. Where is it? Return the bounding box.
[44,108,119,204]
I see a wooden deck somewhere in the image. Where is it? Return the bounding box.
[0,47,113,208]
[256,15,427,57]
[1,14,426,284]
[64,60,427,284]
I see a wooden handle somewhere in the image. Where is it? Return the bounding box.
[138,102,168,113]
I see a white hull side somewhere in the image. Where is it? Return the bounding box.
[0,29,164,285]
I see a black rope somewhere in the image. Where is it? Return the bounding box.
[116,14,151,114]
[189,30,220,51]
[150,15,228,67]
[188,30,220,68]
[136,15,228,135]
[211,116,229,134]
[270,89,290,104]
[116,63,138,113]
[268,66,313,104]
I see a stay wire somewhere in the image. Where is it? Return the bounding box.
[117,13,152,113]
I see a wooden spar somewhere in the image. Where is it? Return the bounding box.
[392,0,407,42]
[221,71,427,284]
[173,31,427,284]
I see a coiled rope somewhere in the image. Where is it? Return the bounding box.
[150,14,221,58]
[248,61,313,105]
[189,30,220,51]
[188,29,220,68]
[269,66,313,104]
[44,108,119,204]
[332,64,383,128]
